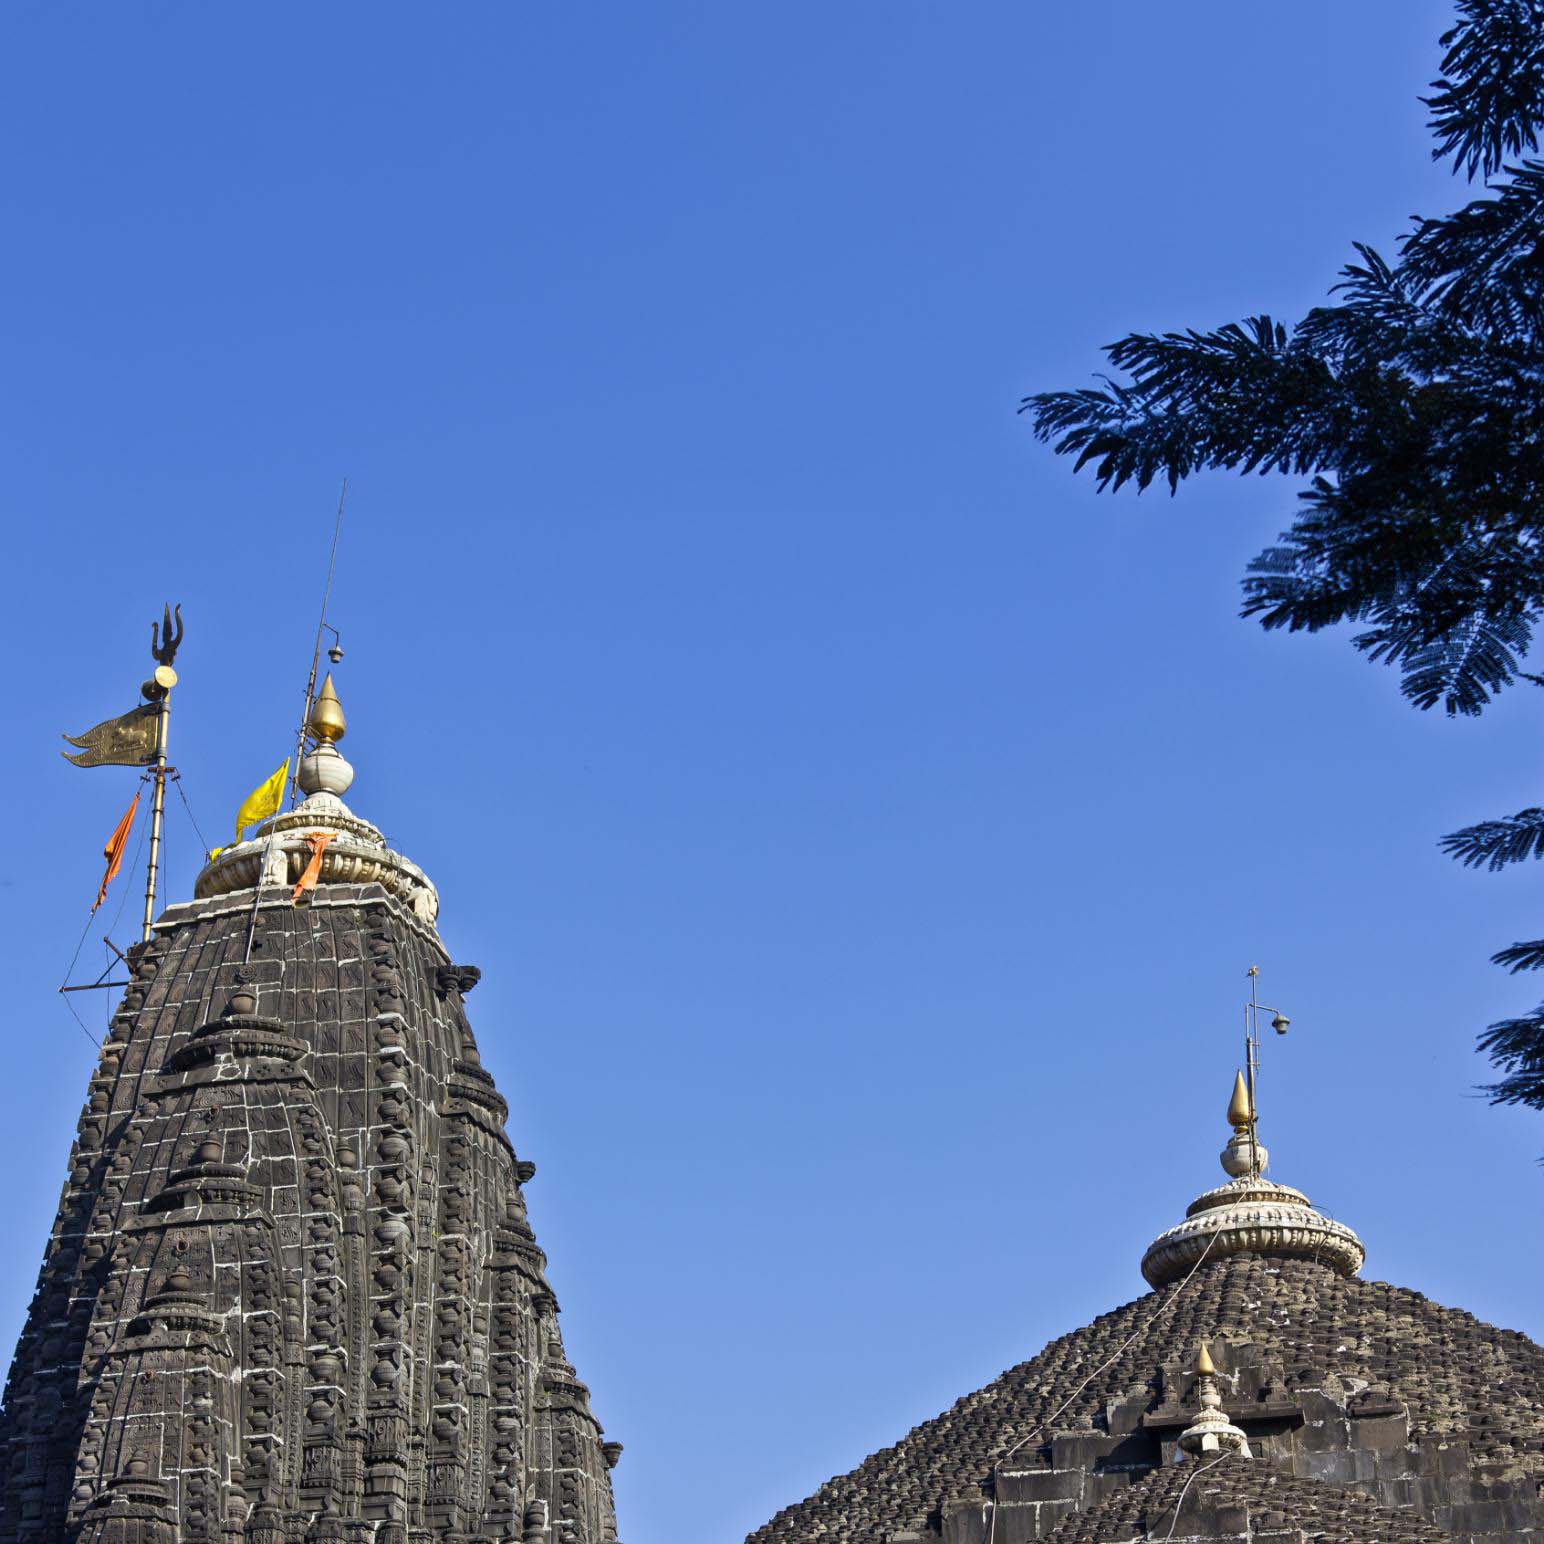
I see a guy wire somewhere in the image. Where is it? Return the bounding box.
[984,1227,1221,1544]
[59,909,96,1007]
[1162,1449,1235,1541]
[58,773,154,1051]
[171,771,211,858]
[241,797,290,966]
[60,985,103,1050]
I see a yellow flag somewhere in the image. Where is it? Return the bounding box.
[235,760,289,842]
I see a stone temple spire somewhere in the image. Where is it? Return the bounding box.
[0,670,622,1541]
[1139,1071,1363,1288]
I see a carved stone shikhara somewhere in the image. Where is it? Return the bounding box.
[0,713,620,1542]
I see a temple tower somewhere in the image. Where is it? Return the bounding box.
[0,679,622,1542]
[751,1029,1544,1542]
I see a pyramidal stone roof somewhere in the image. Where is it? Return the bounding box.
[749,1089,1544,1544]
[0,684,622,1543]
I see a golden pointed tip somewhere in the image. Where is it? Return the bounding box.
[1227,1070,1252,1131]
[1197,1343,1216,1377]
[309,672,347,743]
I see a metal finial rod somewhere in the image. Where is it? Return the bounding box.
[139,606,183,941]
[1240,965,1292,1178]
[290,480,347,806]
[1244,966,1261,1175]
[139,695,169,942]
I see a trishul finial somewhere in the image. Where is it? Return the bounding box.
[150,602,183,668]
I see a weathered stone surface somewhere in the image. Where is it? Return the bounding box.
[0,881,620,1541]
[747,1254,1544,1543]
[1048,1458,1451,1542]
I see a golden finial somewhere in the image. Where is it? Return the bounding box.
[1227,1069,1252,1132]
[309,673,346,744]
[1196,1343,1216,1377]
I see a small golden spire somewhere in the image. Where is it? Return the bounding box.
[1197,1343,1216,1377]
[309,673,346,744]
[1227,1069,1252,1131]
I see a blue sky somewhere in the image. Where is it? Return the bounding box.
[3,4,1540,1542]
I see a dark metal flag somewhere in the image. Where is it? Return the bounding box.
[61,703,159,767]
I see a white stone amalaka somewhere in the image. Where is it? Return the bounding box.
[299,739,354,797]
[1219,1128,1267,1178]
[1140,1085,1364,1289]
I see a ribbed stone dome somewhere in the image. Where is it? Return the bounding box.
[748,1004,1532,1540]
[751,1048,1540,1544]
[748,1253,1544,1543]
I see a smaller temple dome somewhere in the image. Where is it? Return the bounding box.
[1140,1074,1363,1288]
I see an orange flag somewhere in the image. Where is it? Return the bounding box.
[292,830,337,905]
[93,791,141,912]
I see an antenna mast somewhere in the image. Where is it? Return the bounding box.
[290,480,347,805]
[1244,966,1262,1176]
[1240,965,1291,1178]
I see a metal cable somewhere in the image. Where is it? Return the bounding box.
[1162,1449,1235,1541]
[58,777,154,1048]
[171,771,212,858]
[59,989,103,1049]
[985,1227,1221,1544]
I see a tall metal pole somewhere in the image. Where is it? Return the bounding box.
[1241,969,1253,1173]
[290,479,347,807]
[140,687,171,942]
